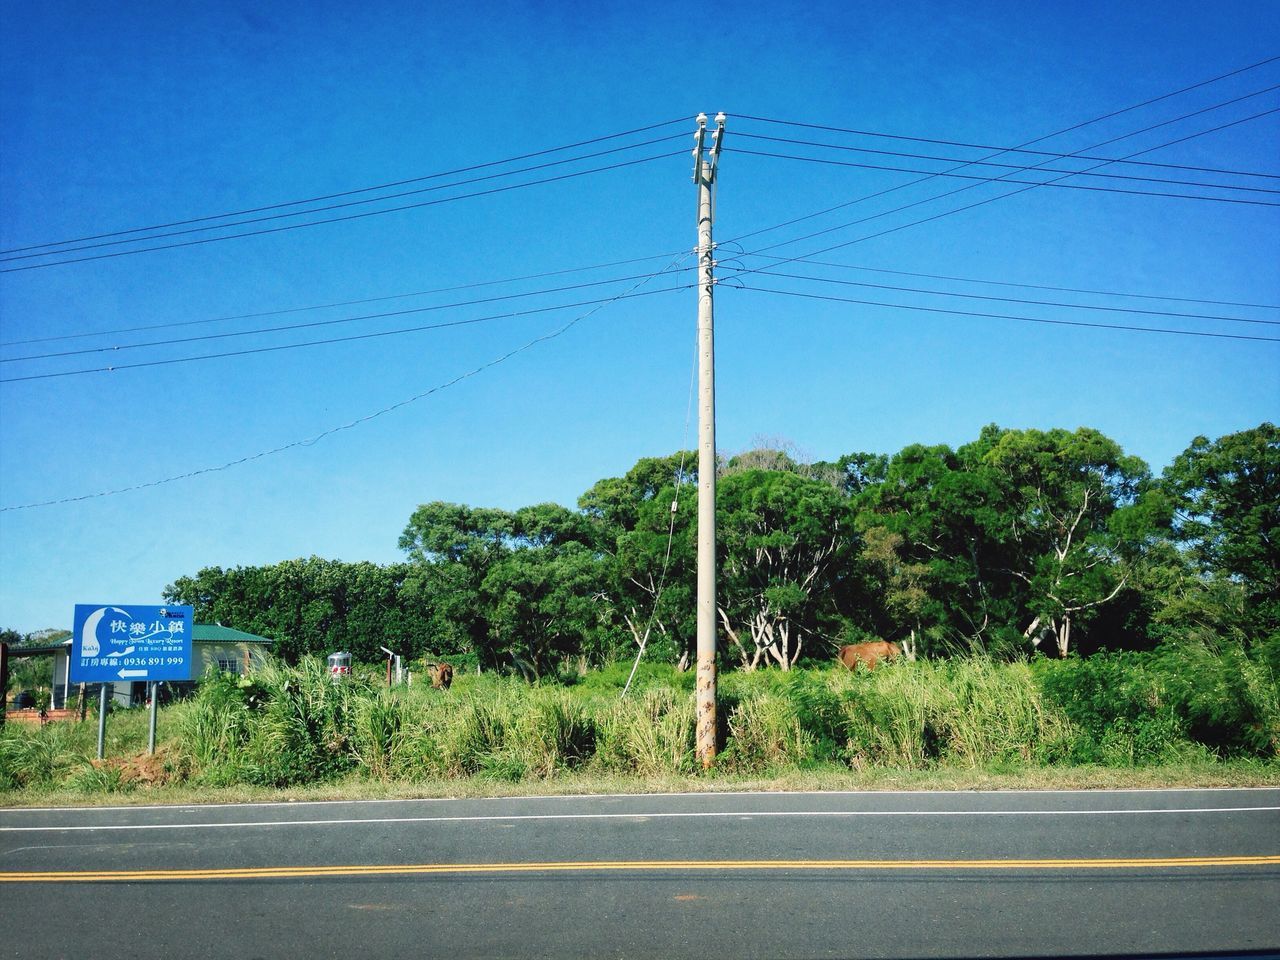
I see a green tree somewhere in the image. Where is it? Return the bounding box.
[855,441,1014,656]
[976,426,1150,656]
[579,453,697,665]
[1161,422,1280,637]
[716,469,854,670]
[482,543,611,678]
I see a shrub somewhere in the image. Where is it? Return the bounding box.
[722,691,818,772]
[0,724,79,788]
[514,691,596,777]
[596,687,695,776]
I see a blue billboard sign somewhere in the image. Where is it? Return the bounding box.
[70,604,194,684]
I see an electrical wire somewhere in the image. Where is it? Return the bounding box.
[1,117,691,256]
[730,283,1280,343]
[732,131,1280,194]
[0,251,692,348]
[725,74,1280,248]
[725,105,1279,280]
[730,143,1280,207]
[0,256,691,511]
[621,331,698,700]
[732,267,1280,327]
[0,150,687,273]
[0,133,688,263]
[737,253,1280,311]
[1,268,696,363]
[0,283,692,384]
[733,114,1280,180]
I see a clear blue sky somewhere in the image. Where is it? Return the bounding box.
[2,0,1277,633]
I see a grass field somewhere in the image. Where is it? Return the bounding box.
[2,648,1277,807]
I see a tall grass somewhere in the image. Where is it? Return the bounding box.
[4,644,1275,796]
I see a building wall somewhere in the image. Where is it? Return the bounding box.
[194,642,270,676]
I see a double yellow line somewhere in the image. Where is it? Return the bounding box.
[4,855,1280,883]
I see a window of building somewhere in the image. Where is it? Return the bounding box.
[216,657,241,675]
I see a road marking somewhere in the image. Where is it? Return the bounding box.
[3,855,1279,883]
[5,786,1276,815]
[2,805,1277,833]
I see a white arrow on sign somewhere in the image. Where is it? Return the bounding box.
[118,669,148,678]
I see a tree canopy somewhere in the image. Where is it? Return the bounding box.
[155,422,1276,672]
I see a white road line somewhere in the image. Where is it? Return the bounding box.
[1,805,1277,833]
[3,786,1276,815]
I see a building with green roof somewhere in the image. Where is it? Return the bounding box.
[6,624,273,709]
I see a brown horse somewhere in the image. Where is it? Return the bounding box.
[837,641,902,671]
[428,662,454,689]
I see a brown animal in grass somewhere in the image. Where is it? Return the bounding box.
[428,662,454,689]
[837,641,902,671]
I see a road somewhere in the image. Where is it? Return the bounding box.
[2,788,1278,959]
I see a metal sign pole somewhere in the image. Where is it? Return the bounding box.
[96,685,108,760]
[148,681,159,754]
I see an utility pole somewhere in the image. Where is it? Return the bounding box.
[694,112,725,768]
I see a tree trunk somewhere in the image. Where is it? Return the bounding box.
[902,627,918,662]
[1056,616,1071,658]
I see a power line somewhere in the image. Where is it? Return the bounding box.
[731,284,1280,343]
[726,71,1280,248]
[729,144,1280,207]
[731,131,1280,194]
[0,284,692,384]
[736,254,1280,311]
[0,256,692,511]
[733,115,1280,180]
[727,105,1279,277]
[734,267,1280,327]
[1,117,691,256]
[1,268,696,363]
[621,330,698,700]
[0,150,687,273]
[0,251,692,348]
[0,133,688,263]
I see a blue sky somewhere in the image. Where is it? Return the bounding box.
[2,0,1277,633]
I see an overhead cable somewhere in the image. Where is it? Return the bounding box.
[732,284,1280,343]
[730,144,1280,207]
[0,251,691,348]
[732,131,1280,194]
[0,133,688,263]
[0,285,691,383]
[738,254,1280,311]
[0,150,688,273]
[736,267,1280,327]
[724,105,1279,279]
[1,117,690,256]
[0,256,691,511]
[726,72,1280,247]
[733,114,1280,180]
[2,268,696,363]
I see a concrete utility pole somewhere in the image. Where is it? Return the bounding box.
[694,112,725,768]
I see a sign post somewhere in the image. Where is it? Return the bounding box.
[147,682,160,754]
[71,604,194,759]
[96,685,107,760]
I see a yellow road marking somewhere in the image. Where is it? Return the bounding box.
[3,855,1279,883]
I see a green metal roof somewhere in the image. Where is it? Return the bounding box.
[191,624,272,644]
[6,624,272,656]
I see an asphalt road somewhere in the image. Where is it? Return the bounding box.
[2,788,1278,960]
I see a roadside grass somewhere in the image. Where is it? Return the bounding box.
[3,648,1277,807]
[4,760,1278,809]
